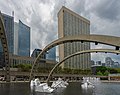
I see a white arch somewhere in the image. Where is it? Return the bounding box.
[46,49,120,82]
[30,35,120,80]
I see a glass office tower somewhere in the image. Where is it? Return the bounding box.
[0,39,4,67]
[2,13,14,54]
[0,13,14,67]
[58,6,91,69]
[18,20,30,56]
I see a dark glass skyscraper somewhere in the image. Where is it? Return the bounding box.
[0,13,14,67]
[0,39,4,67]
[1,13,14,54]
[18,20,30,56]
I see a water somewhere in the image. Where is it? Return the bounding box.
[0,82,120,95]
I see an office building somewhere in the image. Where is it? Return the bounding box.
[0,13,14,67]
[105,57,114,67]
[9,54,56,69]
[18,20,30,56]
[113,62,120,68]
[31,49,46,59]
[58,6,91,69]
[1,13,14,54]
[14,20,30,56]
[46,47,56,61]
[102,63,106,66]
[90,60,95,66]
[105,57,120,68]
[96,61,102,66]
[0,40,4,67]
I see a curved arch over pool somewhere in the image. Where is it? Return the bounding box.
[30,35,120,80]
[46,49,120,83]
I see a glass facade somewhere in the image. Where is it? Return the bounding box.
[0,39,3,52]
[31,49,46,59]
[46,47,56,61]
[10,54,34,67]
[0,13,14,67]
[2,13,14,54]
[58,7,91,69]
[0,39,4,67]
[18,20,30,56]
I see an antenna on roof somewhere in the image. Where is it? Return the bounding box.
[12,11,14,17]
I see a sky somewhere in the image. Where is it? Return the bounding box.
[0,0,120,63]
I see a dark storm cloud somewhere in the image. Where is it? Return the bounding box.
[89,0,120,37]
[93,0,120,21]
[1,0,120,63]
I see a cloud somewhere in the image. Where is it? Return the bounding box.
[0,0,120,63]
[92,0,120,21]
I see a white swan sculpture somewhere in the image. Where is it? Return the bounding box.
[81,79,94,89]
[30,78,54,93]
[51,78,69,88]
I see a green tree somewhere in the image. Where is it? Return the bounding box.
[115,68,120,73]
[62,68,72,74]
[97,71,103,75]
[107,67,118,74]
[104,70,109,76]
[17,64,32,72]
[96,66,107,73]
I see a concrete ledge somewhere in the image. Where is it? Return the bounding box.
[101,80,120,83]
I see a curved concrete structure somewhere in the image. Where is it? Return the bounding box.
[0,12,10,82]
[46,49,120,83]
[30,35,120,80]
